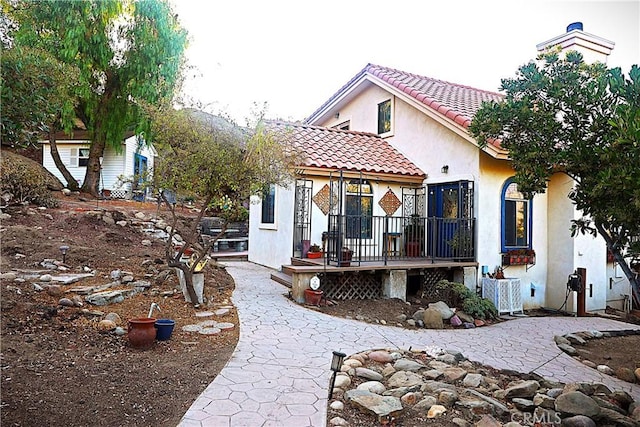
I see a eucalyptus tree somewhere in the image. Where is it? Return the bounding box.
[9,0,187,196]
[470,50,640,307]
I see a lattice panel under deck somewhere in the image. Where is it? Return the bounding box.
[323,273,382,300]
[419,269,452,303]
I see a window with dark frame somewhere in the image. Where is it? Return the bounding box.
[333,120,350,131]
[78,149,90,167]
[502,180,531,251]
[345,180,372,239]
[377,99,391,134]
[261,184,276,224]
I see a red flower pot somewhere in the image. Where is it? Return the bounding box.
[307,251,322,259]
[304,289,323,306]
[128,317,157,350]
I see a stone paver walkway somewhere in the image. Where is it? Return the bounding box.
[179,262,640,427]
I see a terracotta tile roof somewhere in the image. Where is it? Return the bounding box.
[305,63,504,132]
[267,121,425,179]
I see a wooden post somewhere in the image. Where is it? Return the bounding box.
[577,267,587,317]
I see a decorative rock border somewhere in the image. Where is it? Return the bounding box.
[328,347,640,427]
[555,329,640,385]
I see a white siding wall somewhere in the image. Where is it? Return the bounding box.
[42,136,155,196]
[41,142,90,187]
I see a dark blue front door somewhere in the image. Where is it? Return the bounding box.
[427,182,466,258]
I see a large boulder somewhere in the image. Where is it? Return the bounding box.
[428,301,455,320]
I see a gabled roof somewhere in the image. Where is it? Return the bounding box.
[267,121,425,181]
[304,63,506,153]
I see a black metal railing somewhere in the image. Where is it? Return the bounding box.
[324,215,475,266]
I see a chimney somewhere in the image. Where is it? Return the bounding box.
[536,22,615,64]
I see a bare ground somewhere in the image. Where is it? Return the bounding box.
[1,193,638,427]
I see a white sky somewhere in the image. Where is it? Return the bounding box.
[171,0,639,125]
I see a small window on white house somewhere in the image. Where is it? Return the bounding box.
[333,120,350,131]
[70,148,90,167]
[377,99,391,134]
[261,184,276,224]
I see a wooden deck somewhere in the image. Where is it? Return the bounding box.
[283,257,477,275]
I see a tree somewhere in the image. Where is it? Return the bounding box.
[469,50,640,307]
[145,105,300,305]
[8,0,187,196]
[1,45,85,190]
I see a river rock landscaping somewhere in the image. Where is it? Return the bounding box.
[328,346,640,427]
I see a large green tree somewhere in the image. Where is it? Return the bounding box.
[8,0,187,196]
[0,46,77,149]
[470,50,640,307]
[146,105,300,305]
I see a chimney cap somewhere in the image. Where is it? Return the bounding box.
[566,22,583,32]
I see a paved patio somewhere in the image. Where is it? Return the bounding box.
[179,262,640,427]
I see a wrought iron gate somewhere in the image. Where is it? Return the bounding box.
[292,179,313,258]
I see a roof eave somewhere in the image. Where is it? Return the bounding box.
[295,166,426,184]
[369,74,509,160]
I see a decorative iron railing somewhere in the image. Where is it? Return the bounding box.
[324,215,475,266]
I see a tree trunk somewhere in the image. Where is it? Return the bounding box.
[174,262,199,305]
[80,134,105,197]
[595,223,640,307]
[48,129,79,191]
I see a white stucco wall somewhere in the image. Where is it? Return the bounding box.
[248,175,414,271]
[573,210,608,312]
[477,154,549,310]
[248,185,295,270]
[311,81,614,312]
[606,262,633,311]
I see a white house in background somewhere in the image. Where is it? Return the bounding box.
[41,130,156,199]
[252,23,631,313]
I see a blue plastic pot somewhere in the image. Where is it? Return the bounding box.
[155,319,176,341]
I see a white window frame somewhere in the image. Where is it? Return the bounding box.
[69,147,90,167]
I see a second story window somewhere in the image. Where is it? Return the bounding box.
[377,99,391,134]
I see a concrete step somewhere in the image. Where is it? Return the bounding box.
[270,271,292,288]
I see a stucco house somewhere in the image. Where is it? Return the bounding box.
[250,23,632,313]
[41,130,156,199]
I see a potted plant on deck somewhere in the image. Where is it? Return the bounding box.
[404,214,425,257]
[307,243,323,259]
[339,246,353,267]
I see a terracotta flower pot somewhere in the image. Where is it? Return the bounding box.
[304,288,323,306]
[128,317,157,349]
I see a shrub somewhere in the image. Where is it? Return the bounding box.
[1,151,61,207]
[436,279,497,320]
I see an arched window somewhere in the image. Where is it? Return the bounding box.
[345,179,372,239]
[501,178,532,252]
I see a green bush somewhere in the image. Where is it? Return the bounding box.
[436,279,497,320]
[462,296,498,320]
[1,151,61,207]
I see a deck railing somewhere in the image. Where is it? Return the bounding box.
[325,215,475,266]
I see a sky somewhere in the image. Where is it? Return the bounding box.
[171,0,640,125]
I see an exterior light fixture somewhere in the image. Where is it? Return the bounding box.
[334,112,340,119]
[441,165,449,174]
[59,245,70,263]
[328,350,346,399]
